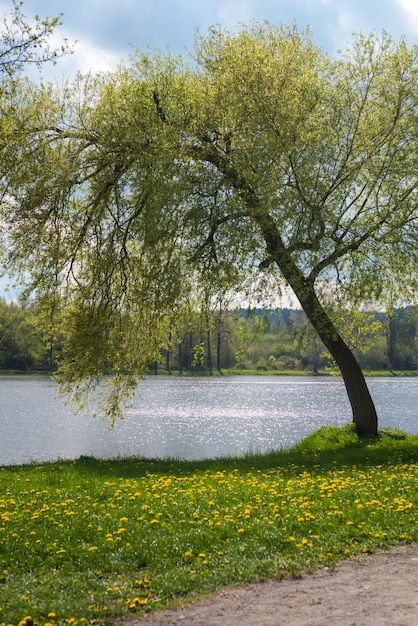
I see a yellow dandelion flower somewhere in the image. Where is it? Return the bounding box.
[18,617,35,626]
[128,596,148,609]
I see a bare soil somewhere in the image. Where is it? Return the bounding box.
[119,543,418,626]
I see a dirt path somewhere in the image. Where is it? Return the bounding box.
[119,543,418,626]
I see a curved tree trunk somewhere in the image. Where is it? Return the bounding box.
[298,288,378,436]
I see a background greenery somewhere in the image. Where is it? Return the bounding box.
[1,298,417,375]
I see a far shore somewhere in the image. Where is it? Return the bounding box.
[1,368,418,378]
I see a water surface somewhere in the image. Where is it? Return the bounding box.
[0,375,417,465]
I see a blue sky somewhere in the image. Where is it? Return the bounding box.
[2,0,418,79]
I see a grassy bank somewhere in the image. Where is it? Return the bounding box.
[0,425,417,626]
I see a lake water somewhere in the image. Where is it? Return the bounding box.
[0,375,417,466]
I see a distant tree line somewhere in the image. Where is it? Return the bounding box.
[160,306,418,374]
[0,298,63,371]
[1,298,417,374]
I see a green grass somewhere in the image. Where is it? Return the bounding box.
[0,425,417,626]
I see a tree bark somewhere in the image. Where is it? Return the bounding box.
[217,304,222,373]
[206,313,213,375]
[386,312,397,373]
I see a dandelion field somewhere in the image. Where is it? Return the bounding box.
[0,425,417,626]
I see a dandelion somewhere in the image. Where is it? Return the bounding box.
[128,597,147,609]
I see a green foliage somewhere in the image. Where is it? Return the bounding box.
[0,298,53,370]
[0,428,416,624]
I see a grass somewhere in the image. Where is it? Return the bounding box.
[0,425,417,626]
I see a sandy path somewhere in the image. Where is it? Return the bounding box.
[119,543,418,626]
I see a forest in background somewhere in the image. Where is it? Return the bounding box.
[1,298,417,375]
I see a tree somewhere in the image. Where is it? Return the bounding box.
[1,1,72,248]
[1,0,72,152]
[296,319,324,375]
[2,24,418,432]
[1,1,69,79]
[0,298,51,370]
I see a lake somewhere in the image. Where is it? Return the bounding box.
[0,375,417,466]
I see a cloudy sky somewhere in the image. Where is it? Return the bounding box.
[2,0,418,80]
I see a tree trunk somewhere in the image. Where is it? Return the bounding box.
[217,304,222,373]
[178,341,183,373]
[206,328,213,374]
[293,285,378,436]
[311,338,319,375]
[386,312,397,372]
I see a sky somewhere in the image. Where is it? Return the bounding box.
[1,0,418,299]
[1,0,418,80]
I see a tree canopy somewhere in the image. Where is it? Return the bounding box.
[2,23,418,432]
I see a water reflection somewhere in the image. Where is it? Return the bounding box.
[0,375,417,466]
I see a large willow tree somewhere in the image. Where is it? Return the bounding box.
[2,24,418,432]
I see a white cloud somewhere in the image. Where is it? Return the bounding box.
[394,0,418,32]
[37,32,124,81]
[396,0,418,18]
[68,39,123,75]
